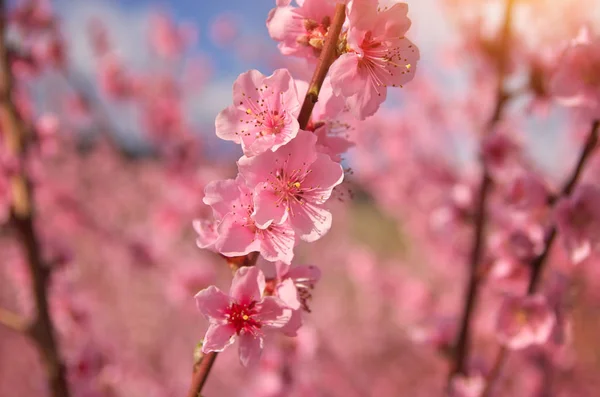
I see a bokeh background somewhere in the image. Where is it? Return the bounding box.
[1,0,600,396]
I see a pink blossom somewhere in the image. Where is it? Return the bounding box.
[554,184,600,264]
[502,172,549,210]
[237,130,344,242]
[98,56,135,100]
[195,267,292,366]
[550,27,600,118]
[149,13,196,59]
[450,374,484,397]
[267,0,337,60]
[216,69,301,157]
[272,261,321,312]
[496,294,556,350]
[329,0,419,119]
[209,13,239,47]
[199,177,297,263]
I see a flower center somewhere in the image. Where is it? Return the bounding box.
[298,16,331,52]
[271,167,308,210]
[224,301,261,335]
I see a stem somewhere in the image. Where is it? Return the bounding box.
[448,0,516,381]
[184,5,347,396]
[450,171,491,377]
[480,346,507,397]
[482,119,599,395]
[0,2,71,396]
[297,3,346,130]
[528,119,599,293]
[186,351,218,397]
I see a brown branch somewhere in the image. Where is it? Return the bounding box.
[297,3,346,130]
[449,170,492,378]
[0,307,28,332]
[186,350,218,397]
[482,119,599,396]
[448,0,517,382]
[0,2,71,396]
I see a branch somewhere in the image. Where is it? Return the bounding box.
[186,350,218,397]
[448,0,517,381]
[482,119,599,396]
[297,3,347,130]
[0,2,71,396]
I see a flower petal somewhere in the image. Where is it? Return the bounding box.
[195,285,231,321]
[230,266,265,303]
[202,323,236,353]
[255,296,292,328]
[238,332,263,367]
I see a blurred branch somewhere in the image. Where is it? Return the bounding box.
[0,1,71,396]
[184,4,347,396]
[0,307,28,332]
[481,119,599,396]
[448,0,517,382]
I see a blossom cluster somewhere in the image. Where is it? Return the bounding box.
[193,0,420,365]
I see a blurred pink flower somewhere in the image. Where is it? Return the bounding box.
[555,184,600,264]
[496,294,556,350]
[149,12,197,59]
[209,13,239,47]
[550,27,600,118]
[216,69,301,156]
[195,267,293,366]
[273,261,321,312]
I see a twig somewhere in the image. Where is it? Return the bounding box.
[448,0,517,381]
[297,3,347,130]
[0,2,71,396]
[482,119,599,395]
[186,351,218,397]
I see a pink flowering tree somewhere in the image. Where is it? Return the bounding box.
[1,0,600,397]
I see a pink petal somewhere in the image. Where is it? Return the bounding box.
[215,106,244,143]
[275,261,291,278]
[329,53,365,98]
[255,296,292,328]
[280,309,303,337]
[276,278,301,310]
[258,222,296,263]
[287,264,321,284]
[203,178,242,219]
[202,323,236,353]
[290,202,333,243]
[214,213,260,257]
[302,153,344,203]
[230,266,266,303]
[194,286,231,321]
[238,332,263,367]
[192,219,219,249]
[252,183,288,228]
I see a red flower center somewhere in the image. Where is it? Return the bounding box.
[225,301,261,335]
